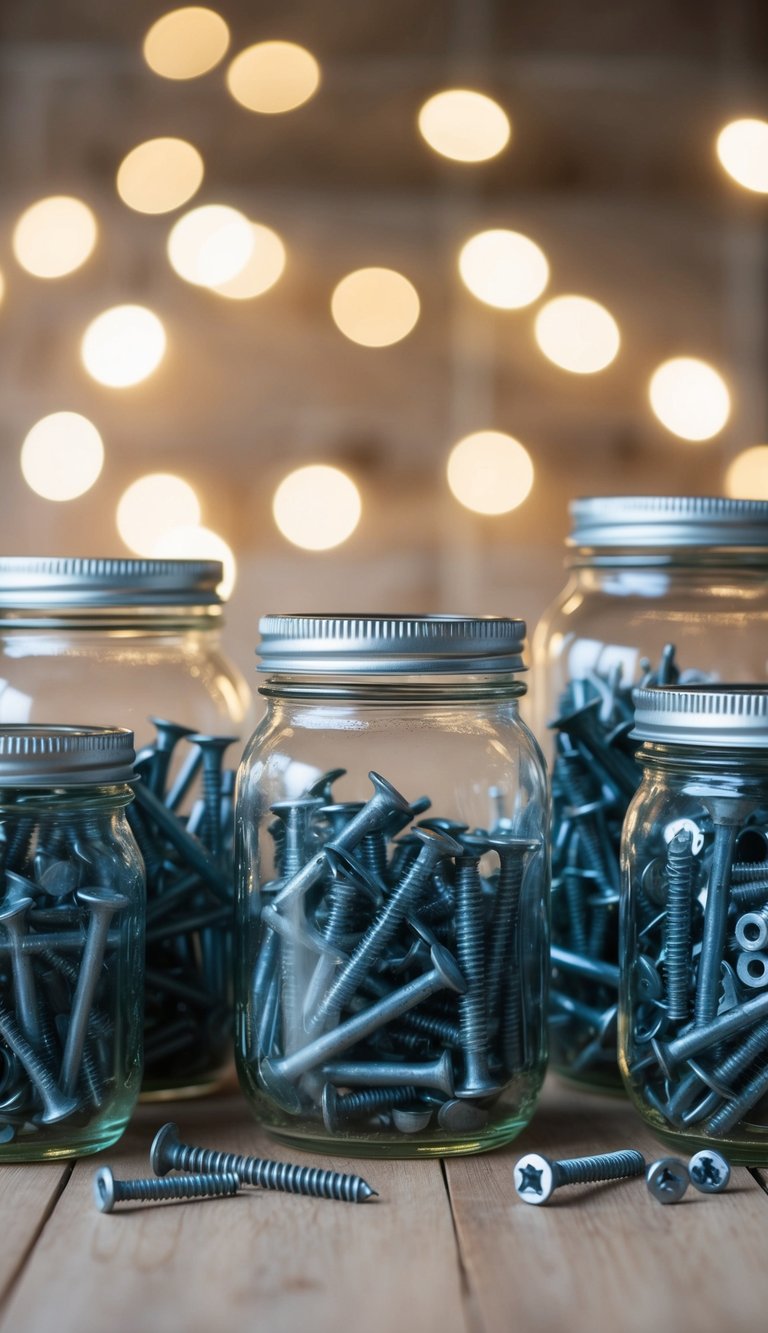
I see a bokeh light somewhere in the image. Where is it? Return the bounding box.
[226,41,320,113]
[272,465,362,550]
[726,445,768,499]
[143,7,230,80]
[117,474,201,555]
[167,205,254,287]
[649,357,731,441]
[152,524,237,598]
[0,270,5,305]
[211,222,286,299]
[458,229,549,309]
[446,430,534,515]
[20,412,104,502]
[331,268,420,347]
[116,137,204,214]
[534,295,620,374]
[81,305,167,388]
[716,118,768,193]
[12,196,97,279]
[417,89,511,163]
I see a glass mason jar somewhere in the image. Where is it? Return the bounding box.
[234,615,550,1158]
[531,496,768,1090]
[620,685,768,1164]
[0,725,144,1161]
[0,558,254,1099]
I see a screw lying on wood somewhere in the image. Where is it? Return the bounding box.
[93,1165,239,1213]
[514,1148,645,1205]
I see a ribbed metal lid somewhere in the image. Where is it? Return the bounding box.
[632,686,768,747]
[0,558,224,608]
[569,497,768,548]
[0,726,135,784]
[257,615,527,674]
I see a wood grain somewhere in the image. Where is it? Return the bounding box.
[0,1160,71,1305]
[444,1080,768,1333]
[0,1097,468,1333]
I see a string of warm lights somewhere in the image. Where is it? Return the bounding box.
[4,6,768,568]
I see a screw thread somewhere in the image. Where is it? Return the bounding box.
[455,858,488,1059]
[563,858,590,957]
[709,1016,768,1087]
[168,1141,375,1202]
[397,1010,461,1047]
[706,1060,768,1136]
[202,766,223,855]
[336,1085,417,1120]
[664,830,695,1022]
[487,852,525,1021]
[359,832,388,883]
[732,880,768,907]
[117,1173,238,1204]
[731,863,768,885]
[555,1149,645,1186]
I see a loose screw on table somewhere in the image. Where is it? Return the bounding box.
[94,1165,240,1213]
[150,1123,377,1203]
[514,1148,645,1205]
[646,1157,689,1204]
[688,1149,730,1193]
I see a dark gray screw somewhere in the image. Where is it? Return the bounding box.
[305,769,347,803]
[663,829,695,1022]
[0,1001,78,1124]
[94,1165,239,1213]
[646,1157,689,1204]
[270,798,323,879]
[133,781,231,902]
[147,719,196,798]
[550,946,620,989]
[688,1149,730,1192]
[150,1122,377,1203]
[321,1050,455,1096]
[695,797,751,1026]
[452,840,497,1098]
[164,742,204,812]
[187,735,239,860]
[514,1149,645,1205]
[0,895,41,1045]
[706,1058,768,1136]
[321,1084,417,1132]
[60,888,128,1097]
[551,698,639,801]
[651,989,768,1079]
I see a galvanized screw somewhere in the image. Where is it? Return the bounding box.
[146,719,196,798]
[94,1165,239,1213]
[688,1149,730,1193]
[0,1001,78,1124]
[321,1050,455,1096]
[321,1084,417,1132]
[663,829,695,1022]
[452,838,498,1098]
[514,1148,645,1205]
[60,888,128,1097]
[646,1157,689,1204]
[187,735,239,860]
[150,1122,377,1203]
[0,895,41,1046]
[695,796,751,1026]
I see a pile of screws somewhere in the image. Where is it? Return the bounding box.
[129,720,239,1091]
[94,1120,377,1211]
[549,644,707,1084]
[627,797,768,1141]
[645,1149,731,1203]
[0,808,137,1142]
[247,769,545,1140]
[512,1146,731,1206]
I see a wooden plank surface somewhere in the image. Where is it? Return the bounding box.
[0,1096,468,1333]
[0,1160,71,1306]
[444,1080,768,1333]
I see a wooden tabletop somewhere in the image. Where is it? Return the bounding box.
[1,1078,766,1333]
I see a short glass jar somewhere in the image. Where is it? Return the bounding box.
[532,496,768,1090]
[620,686,768,1164]
[0,725,144,1160]
[0,558,254,1098]
[235,615,550,1157]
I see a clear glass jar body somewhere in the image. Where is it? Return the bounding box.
[0,606,254,1098]
[620,745,768,1163]
[0,784,144,1160]
[533,553,768,1090]
[235,677,550,1157]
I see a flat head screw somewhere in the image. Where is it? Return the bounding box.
[646,1157,689,1204]
[0,895,41,1046]
[695,796,753,1027]
[93,1165,240,1213]
[305,769,347,804]
[0,1001,78,1124]
[60,888,128,1097]
[688,1149,730,1193]
[187,735,239,860]
[146,719,196,798]
[514,1149,645,1205]
[270,798,324,879]
[149,1121,377,1203]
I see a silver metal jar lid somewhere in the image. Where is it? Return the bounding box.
[568,497,768,548]
[632,686,768,748]
[0,558,224,608]
[0,726,135,785]
[257,615,527,674]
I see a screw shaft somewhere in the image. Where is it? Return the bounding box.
[554,1149,645,1187]
[163,1136,375,1202]
[664,830,695,1022]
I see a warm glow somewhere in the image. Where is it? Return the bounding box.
[725,445,768,499]
[211,222,286,299]
[417,89,511,163]
[167,204,254,287]
[152,524,237,598]
[116,137,204,214]
[534,295,620,374]
[20,412,104,502]
[649,357,731,441]
[716,119,768,193]
[12,196,97,279]
[143,7,230,80]
[458,229,549,309]
[0,270,5,305]
[117,474,201,555]
[226,41,320,113]
[272,465,361,550]
[331,267,420,347]
[81,305,166,388]
[447,430,534,515]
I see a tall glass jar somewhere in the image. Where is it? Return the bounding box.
[620,685,768,1164]
[235,615,550,1158]
[0,725,144,1160]
[532,497,768,1090]
[0,558,254,1098]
